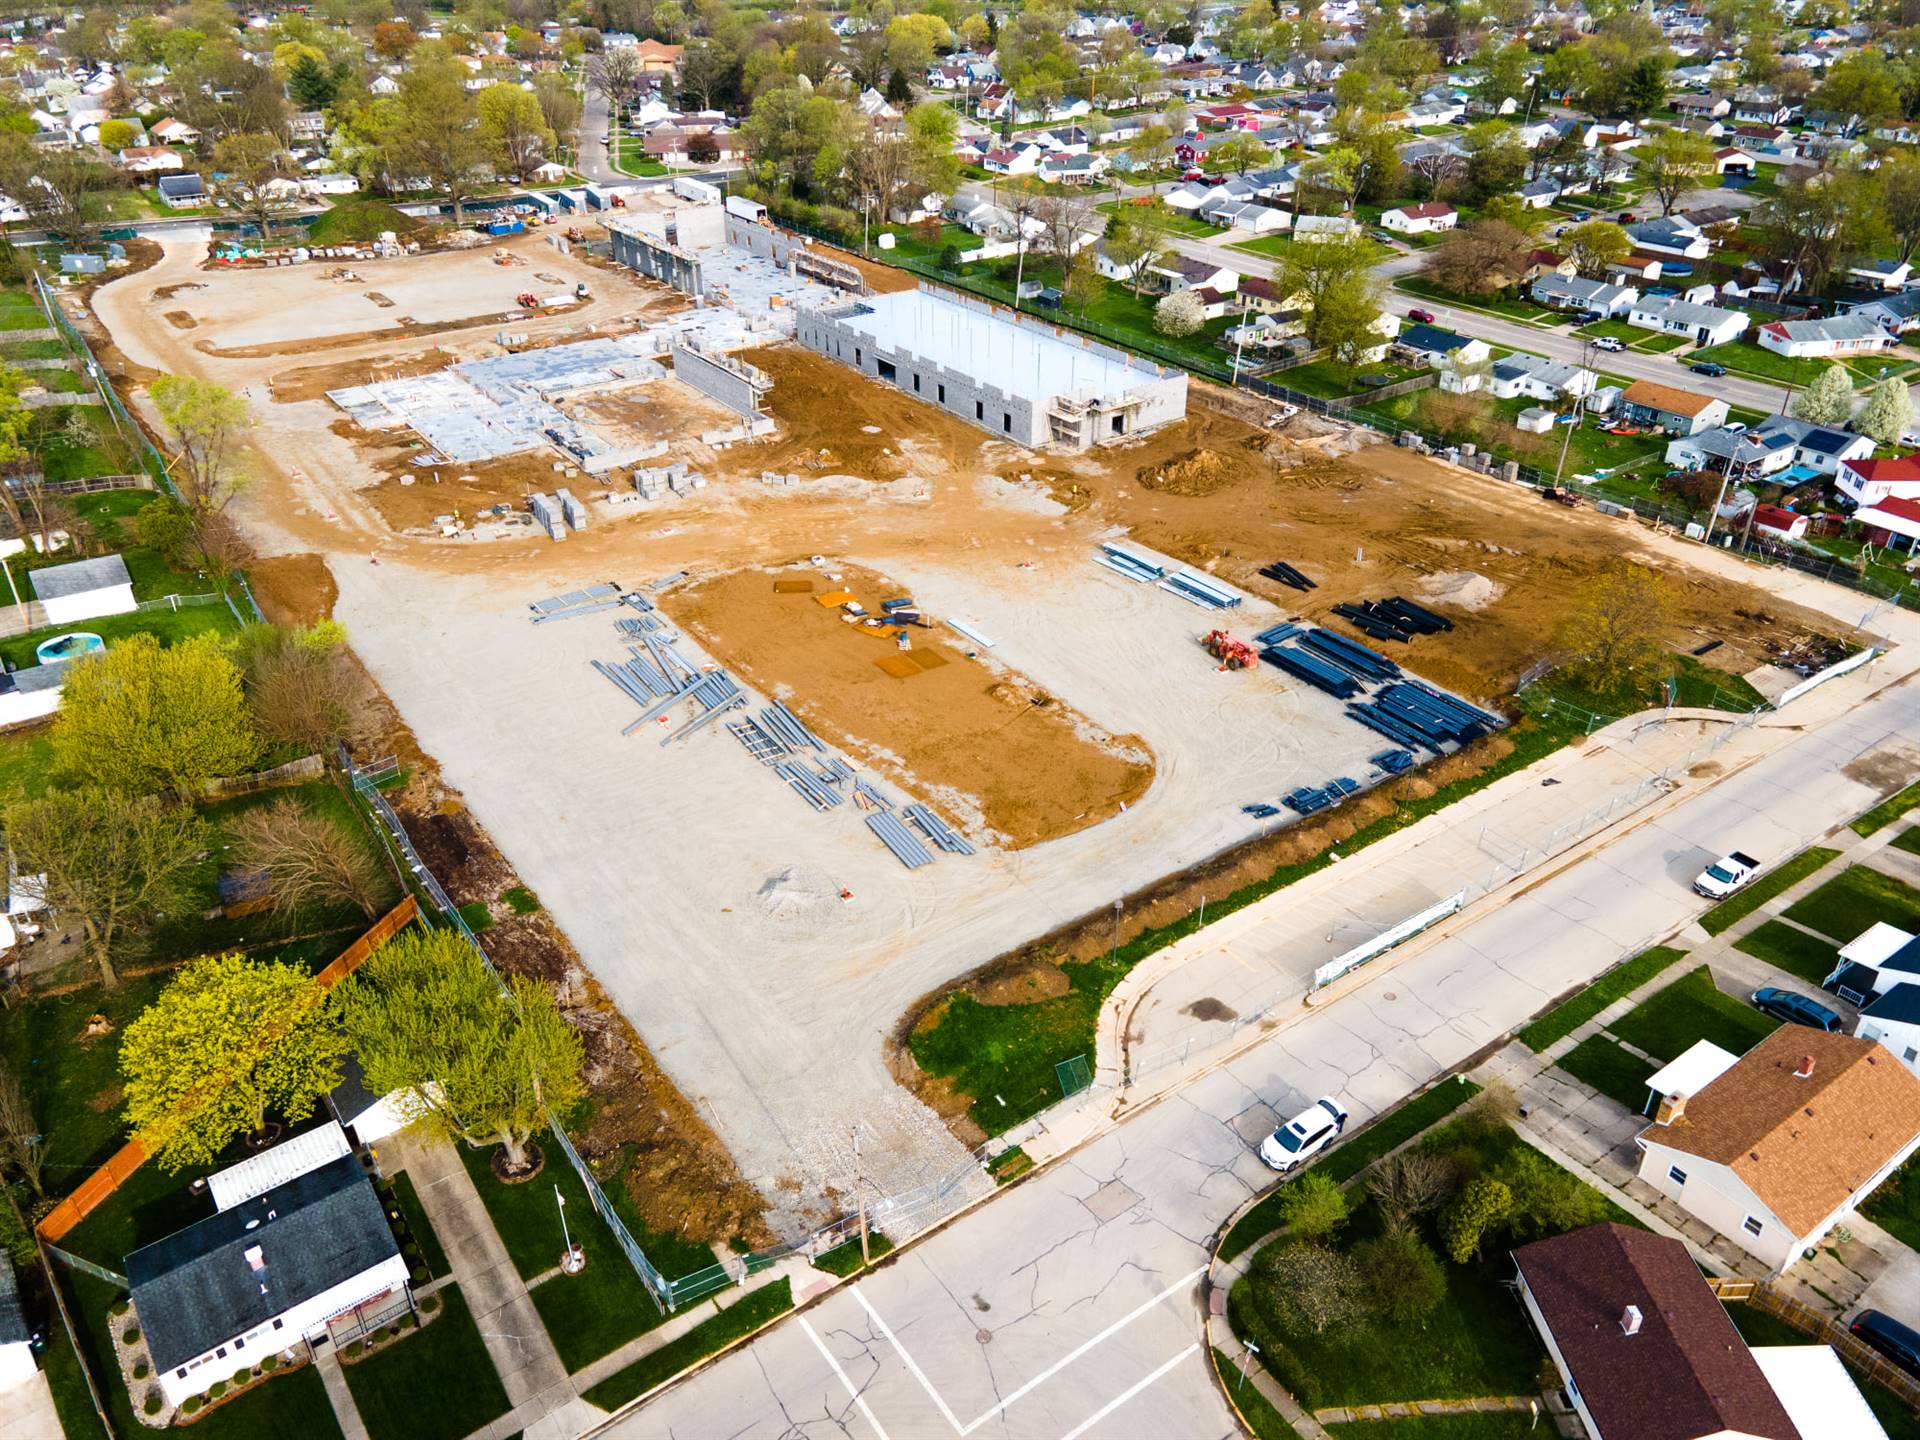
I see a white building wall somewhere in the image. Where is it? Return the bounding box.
[40,584,135,626]
[0,686,61,730]
[0,1339,36,1391]
[1516,1276,1606,1438]
[1857,1016,1920,1074]
[152,1254,411,1407]
[1635,1140,1797,1271]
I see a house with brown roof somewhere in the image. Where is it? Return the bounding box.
[633,38,683,75]
[1635,1028,1920,1272]
[1618,379,1728,436]
[1514,1222,1885,1440]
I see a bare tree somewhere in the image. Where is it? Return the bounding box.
[242,626,375,752]
[592,46,645,170]
[1000,182,1047,310]
[231,798,388,921]
[1033,192,1099,264]
[0,1057,46,1197]
[1366,1149,1458,1233]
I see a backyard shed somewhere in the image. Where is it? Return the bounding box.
[30,553,135,624]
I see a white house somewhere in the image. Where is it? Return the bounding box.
[1514,1221,1883,1440]
[1859,984,1920,1076]
[1633,1027,1920,1273]
[1530,274,1638,316]
[326,1056,432,1145]
[1627,296,1749,346]
[1837,455,1920,508]
[30,553,134,624]
[131,1148,411,1408]
[1292,214,1359,243]
[1379,201,1457,234]
[1476,352,1597,401]
[1757,314,1896,359]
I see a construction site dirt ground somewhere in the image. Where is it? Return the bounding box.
[86,226,1862,1236]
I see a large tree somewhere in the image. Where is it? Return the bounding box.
[477,83,554,178]
[382,56,490,223]
[1461,120,1527,203]
[212,132,298,238]
[1789,363,1855,426]
[1563,219,1632,277]
[1633,127,1717,217]
[1859,378,1915,446]
[1426,219,1533,296]
[591,44,644,173]
[340,928,586,1175]
[0,138,119,250]
[1754,169,1886,296]
[1560,563,1673,689]
[4,789,207,988]
[121,953,345,1171]
[53,631,262,795]
[231,797,389,920]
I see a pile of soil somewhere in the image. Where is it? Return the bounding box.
[306,199,428,247]
[1138,447,1239,497]
[270,349,457,405]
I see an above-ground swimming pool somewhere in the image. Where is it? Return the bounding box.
[35,632,103,664]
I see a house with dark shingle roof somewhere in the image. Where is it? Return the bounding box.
[1634,1028,1920,1272]
[129,1152,409,1407]
[1514,1222,1883,1440]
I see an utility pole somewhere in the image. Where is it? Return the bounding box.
[1551,337,1593,489]
[853,1125,870,1266]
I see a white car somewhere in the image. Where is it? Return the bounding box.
[1257,1096,1349,1171]
[1592,336,1626,352]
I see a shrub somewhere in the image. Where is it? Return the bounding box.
[1356,1230,1446,1324]
[421,1295,440,1314]
[143,1396,163,1416]
[122,1325,140,1345]
[1496,1148,1610,1241]
[1277,1171,1349,1241]
[132,1360,150,1380]
[1439,1176,1512,1263]
[344,1341,364,1359]
[261,1355,279,1372]
[207,1380,227,1399]
[1154,288,1206,337]
[110,1301,130,1318]
[1251,1241,1366,1336]
[182,1396,202,1415]
[1368,1150,1458,1233]
[397,1315,415,1331]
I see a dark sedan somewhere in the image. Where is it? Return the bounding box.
[1750,986,1842,1032]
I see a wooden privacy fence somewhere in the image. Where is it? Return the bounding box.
[36,894,420,1245]
[1751,1281,1920,1413]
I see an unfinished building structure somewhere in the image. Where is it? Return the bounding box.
[603,197,860,317]
[795,286,1188,451]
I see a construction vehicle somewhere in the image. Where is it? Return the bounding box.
[574,281,590,300]
[516,292,540,308]
[1203,629,1258,671]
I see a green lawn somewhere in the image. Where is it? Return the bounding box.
[1096,200,1223,238]
[911,707,1599,1135]
[1231,233,1387,264]
[1231,1128,1583,1411]
[1733,921,1840,987]
[528,1234,672,1372]
[0,600,240,671]
[1557,1034,1656,1111]
[41,1312,110,1440]
[1699,847,1841,935]
[1607,965,1777,1063]
[1218,1078,1481,1263]
[382,1171,451,1281]
[1213,1346,1304,1440]
[1895,826,1920,857]
[579,1278,794,1411]
[1638,332,1689,353]
[1728,1303,1920,1440]
[1328,1418,1542,1439]
[1862,1157,1920,1253]
[1519,945,1689,1052]
[1395,276,1558,323]
[1854,780,1920,837]
[343,1286,509,1440]
[813,1230,895,1276]
[1784,864,1920,942]
[1687,339,1832,386]
[1275,358,1422,401]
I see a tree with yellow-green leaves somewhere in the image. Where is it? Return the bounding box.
[120,953,346,1170]
[1560,562,1674,691]
[53,631,262,796]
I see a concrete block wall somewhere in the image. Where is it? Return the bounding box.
[724,213,798,266]
[671,342,766,419]
[609,227,702,296]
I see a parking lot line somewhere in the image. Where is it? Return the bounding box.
[1056,1342,1200,1440]
[801,1316,893,1440]
[852,1265,1207,1436]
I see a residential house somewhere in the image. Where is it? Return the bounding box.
[1450,351,1595,401]
[1846,257,1913,291]
[1826,923,1920,1008]
[1713,145,1758,175]
[1757,314,1896,359]
[1516,176,1562,208]
[641,126,740,166]
[1619,379,1727,435]
[1153,255,1239,295]
[150,116,197,145]
[980,145,1040,176]
[632,38,683,74]
[1530,274,1638,316]
[1292,214,1358,244]
[1845,289,1920,336]
[118,145,183,174]
[1037,152,1109,186]
[1667,414,1867,480]
[1672,92,1731,119]
[1750,503,1810,540]
[288,110,326,143]
[1379,201,1456,234]
[1625,217,1711,260]
[1628,295,1749,346]
[1731,87,1795,125]
[1634,1026,1920,1272]
[1514,1221,1882,1440]
[30,554,134,624]
[1756,415,1874,475]
[1837,455,1920,508]
[1395,323,1490,367]
[130,1148,411,1408]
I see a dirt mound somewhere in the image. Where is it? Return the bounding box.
[1139,448,1241,496]
[1419,570,1505,611]
[164,310,196,329]
[755,866,841,921]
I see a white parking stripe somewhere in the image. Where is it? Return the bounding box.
[801,1316,893,1440]
[1055,1343,1200,1440]
[851,1265,1207,1437]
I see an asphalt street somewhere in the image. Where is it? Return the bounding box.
[605,642,1918,1440]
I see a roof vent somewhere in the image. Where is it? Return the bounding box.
[1621,1305,1643,1336]
[245,1245,265,1271]
[1795,1055,1816,1079]
[243,1218,260,1231]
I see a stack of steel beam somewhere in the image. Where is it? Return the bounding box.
[1299,628,1400,682]
[1094,542,1165,583]
[1261,644,1361,699]
[1159,571,1242,609]
[867,810,935,869]
[905,803,974,855]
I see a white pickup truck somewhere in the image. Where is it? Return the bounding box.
[1694,850,1763,900]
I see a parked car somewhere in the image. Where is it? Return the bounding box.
[1258,1096,1348,1171]
[1850,1311,1920,1378]
[1691,361,1727,377]
[1593,336,1626,352]
[1617,211,1638,223]
[1406,307,1436,323]
[1750,986,1842,1032]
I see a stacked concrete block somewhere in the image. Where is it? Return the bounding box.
[759,471,804,487]
[556,488,589,530]
[527,492,567,540]
[631,463,707,501]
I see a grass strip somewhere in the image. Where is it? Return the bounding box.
[1732,920,1839,987]
[1327,1416,1543,1438]
[1784,863,1920,941]
[1518,945,1688,1052]
[580,1278,794,1412]
[1698,846,1840,935]
[1211,1346,1304,1440]
[1863,1158,1920,1254]
[1852,781,1920,837]
[384,1171,451,1280]
[1217,1077,1479,1262]
[343,1287,509,1440]
[812,1231,894,1277]
[1895,826,1920,857]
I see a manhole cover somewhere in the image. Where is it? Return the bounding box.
[976,1328,993,1345]
[1383,990,1398,1001]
